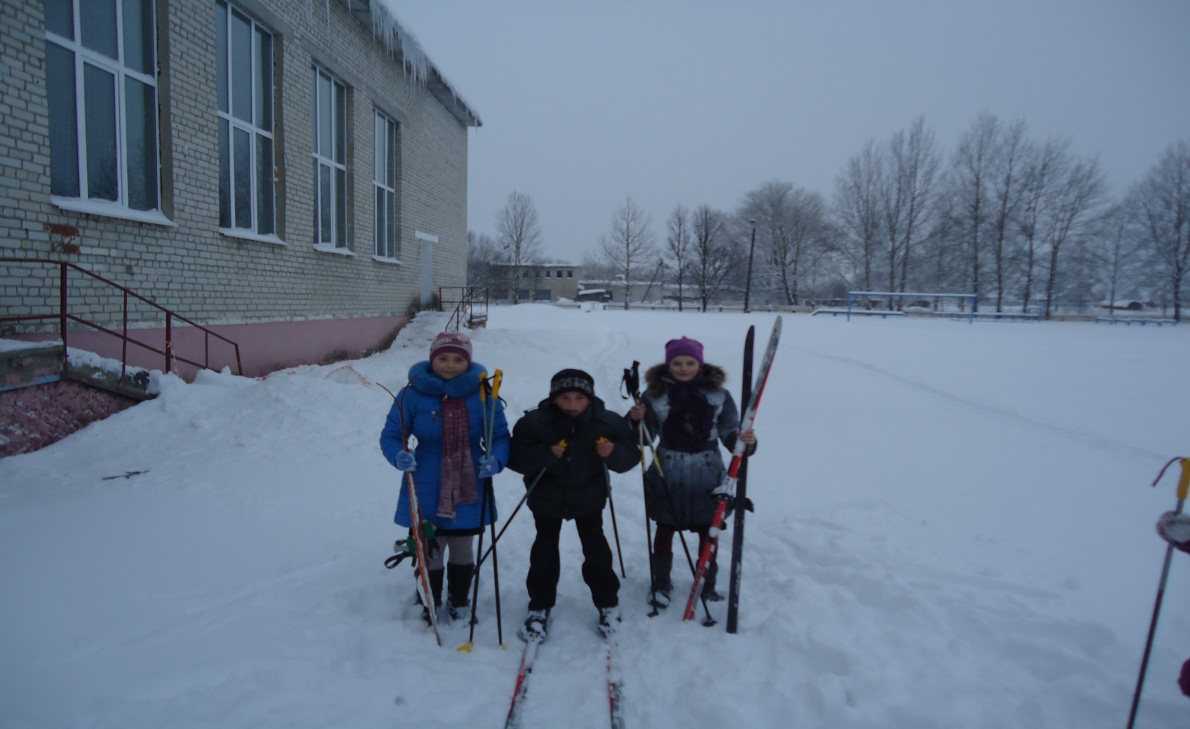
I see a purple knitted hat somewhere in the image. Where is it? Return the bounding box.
[430,331,472,363]
[664,337,704,364]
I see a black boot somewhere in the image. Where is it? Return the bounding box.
[650,553,673,608]
[701,561,723,602]
[419,568,444,625]
[446,562,475,621]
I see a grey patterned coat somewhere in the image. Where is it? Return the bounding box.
[639,363,744,529]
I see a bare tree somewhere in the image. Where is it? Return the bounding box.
[1125,139,1190,321]
[951,113,1029,311]
[665,204,692,310]
[1015,139,1063,312]
[1088,203,1147,314]
[951,113,996,308]
[1040,152,1105,317]
[740,181,793,305]
[880,117,940,304]
[833,140,884,293]
[689,205,735,311]
[466,230,502,291]
[987,119,1027,311]
[496,191,544,304]
[599,197,656,309]
[767,188,829,305]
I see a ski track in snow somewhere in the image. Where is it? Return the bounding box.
[804,347,1168,462]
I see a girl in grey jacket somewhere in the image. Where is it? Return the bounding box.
[628,337,756,608]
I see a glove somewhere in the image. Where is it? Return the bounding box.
[1157,511,1190,546]
[394,450,417,472]
[478,457,501,478]
[723,495,755,519]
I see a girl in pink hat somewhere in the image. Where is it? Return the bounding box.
[628,336,756,609]
[380,331,509,626]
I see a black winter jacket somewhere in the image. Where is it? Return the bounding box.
[508,396,638,520]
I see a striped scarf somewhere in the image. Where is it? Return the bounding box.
[437,396,477,519]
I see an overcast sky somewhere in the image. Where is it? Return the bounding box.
[386,0,1189,263]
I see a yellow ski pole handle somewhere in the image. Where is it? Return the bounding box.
[491,369,503,401]
[1179,458,1190,501]
[1151,456,1190,500]
[478,371,488,402]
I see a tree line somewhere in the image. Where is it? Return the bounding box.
[470,114,1189,320]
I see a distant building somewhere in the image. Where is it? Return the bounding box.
[0,0,479,376]
[491,263,582,302]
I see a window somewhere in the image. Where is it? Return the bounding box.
[45,0,160,212]
[216,1,275,235]
[312,66,347,248]
[373,110,398,258]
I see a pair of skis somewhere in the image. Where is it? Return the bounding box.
[682,316,782,622]
[505,634,624,729]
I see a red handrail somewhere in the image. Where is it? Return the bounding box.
[439,286,489,331]
[0,257,242,378]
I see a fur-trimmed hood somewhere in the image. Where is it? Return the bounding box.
[643,362,727,399]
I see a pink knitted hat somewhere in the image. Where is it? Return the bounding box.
[430,331,472,363]
[664,337,704,364]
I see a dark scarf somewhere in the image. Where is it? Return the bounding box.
[660,376,716,453]
[437,395,477,519]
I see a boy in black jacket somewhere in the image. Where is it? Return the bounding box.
[508,369,638,640]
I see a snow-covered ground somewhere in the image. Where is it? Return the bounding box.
[2,305,1188,728]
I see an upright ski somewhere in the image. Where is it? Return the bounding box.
[725,325,755,633]
[394,385,442,646]
[683,316,782,621]
[504,637,542,729]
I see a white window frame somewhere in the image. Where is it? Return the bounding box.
[45,0,161,216]
[312,65,348,249]
[373,110,399,260]
[216,1,277,238]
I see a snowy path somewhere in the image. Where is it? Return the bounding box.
[2,306,1188,728]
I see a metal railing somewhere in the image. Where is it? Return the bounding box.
[0,257,242,379]
[439,286,489,331]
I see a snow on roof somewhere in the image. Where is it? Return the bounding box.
[340,0,482,127]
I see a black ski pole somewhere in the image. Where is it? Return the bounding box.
[1127,456,1190,729]
[478,467,547,567]
[603,460,627,579]
[462,370,504,651]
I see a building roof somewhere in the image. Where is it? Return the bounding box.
[340,0,482,128]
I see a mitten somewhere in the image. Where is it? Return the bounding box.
[478,457,501,478]
[394,450,417,472]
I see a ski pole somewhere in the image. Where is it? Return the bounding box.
[603,457,627,579]
[486,370,505,646]
[464,371,505,650]
[1127,455,1190,729]
[478,466,548,567]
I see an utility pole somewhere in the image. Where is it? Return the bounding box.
[743,219,756,313]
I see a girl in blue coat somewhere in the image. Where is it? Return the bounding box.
[380,331,510,624]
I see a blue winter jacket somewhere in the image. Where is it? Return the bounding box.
[380,360,510,532]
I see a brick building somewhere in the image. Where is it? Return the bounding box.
[490,262,582,302]
[0,0,479,376]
